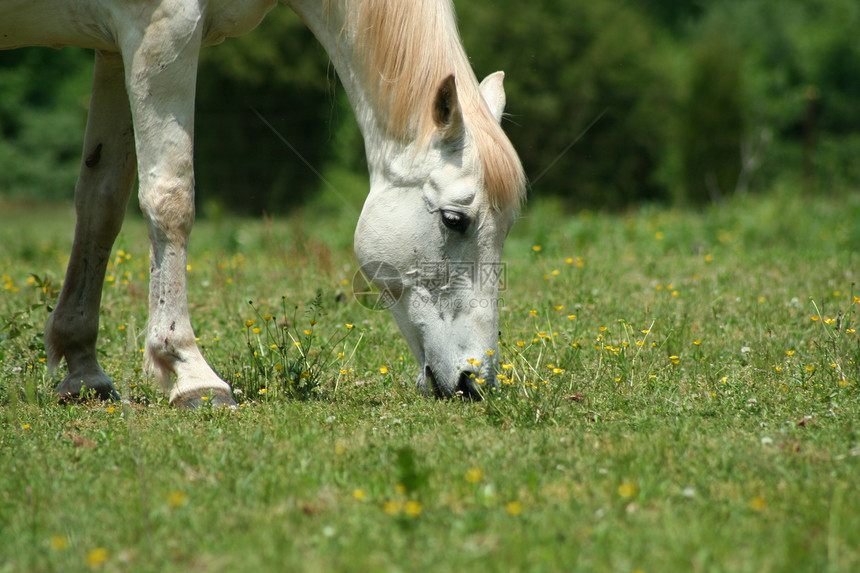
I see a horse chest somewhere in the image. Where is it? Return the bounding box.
[201,0,279,47]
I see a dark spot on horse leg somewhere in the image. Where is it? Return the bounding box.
[85,143,103,168]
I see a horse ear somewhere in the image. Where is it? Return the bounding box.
[432,74,464,141]
[479,71,506,124]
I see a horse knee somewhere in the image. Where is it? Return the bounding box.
[139,176,196,240]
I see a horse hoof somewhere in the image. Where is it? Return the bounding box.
[56,385,121,405]
[171,388,237,409]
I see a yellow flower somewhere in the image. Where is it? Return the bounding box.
[705,254,713,262]
[505,501,523,516]
[303,329,312,335]
[49,535,68,551]
[86,548,110,568]
[353,489,366,500]
[501,363,513,370]
[383,500,402,515]
[21,423,30,430]
[655,231,664,240]
[379,366,389,374]
[617,482,638,499]
[345,323,355,329]
[252,327,260,334]
[532,245,542,252]
[568,314,576,320]
[565,257,574,264]
[167,491,189,508]
[529,310,538,317]
[465,468,484,483]
[693,339,702,345]
[244,319,255,327]
[485,349,495,356]
[404,500,423,517]
[748,496,766,511]
[810,315,820,321]
[258,388,267,394]
[466,358,481,367]
[785,350,795,356]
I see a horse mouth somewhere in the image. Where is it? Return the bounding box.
[425,366,483,401]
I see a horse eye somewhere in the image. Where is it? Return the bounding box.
[441,210,470,233]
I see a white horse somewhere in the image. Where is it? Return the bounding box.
[0,0,526,406]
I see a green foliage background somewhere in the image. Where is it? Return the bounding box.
[1,0,859,211]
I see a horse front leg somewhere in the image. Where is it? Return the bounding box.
[120,13,234,408]
[46,50,136,401]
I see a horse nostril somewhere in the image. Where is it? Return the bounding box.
[456,371,483,401]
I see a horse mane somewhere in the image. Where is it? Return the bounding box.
[335,0,526,211]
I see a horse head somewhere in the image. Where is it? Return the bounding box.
[354,72,522,399]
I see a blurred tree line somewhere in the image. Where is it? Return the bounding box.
[1,0,858,213]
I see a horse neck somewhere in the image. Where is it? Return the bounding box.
[288,0,425,178]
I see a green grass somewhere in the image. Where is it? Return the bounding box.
[1,188,859,572]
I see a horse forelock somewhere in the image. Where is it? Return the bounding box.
[335,0,526,212]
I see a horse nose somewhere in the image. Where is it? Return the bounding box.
[456,370,484,401]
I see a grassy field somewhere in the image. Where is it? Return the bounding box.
[1,188,859,572]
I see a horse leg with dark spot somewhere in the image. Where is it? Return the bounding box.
[46,50,136,402]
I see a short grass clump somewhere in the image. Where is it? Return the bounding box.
[1,189,858,572]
